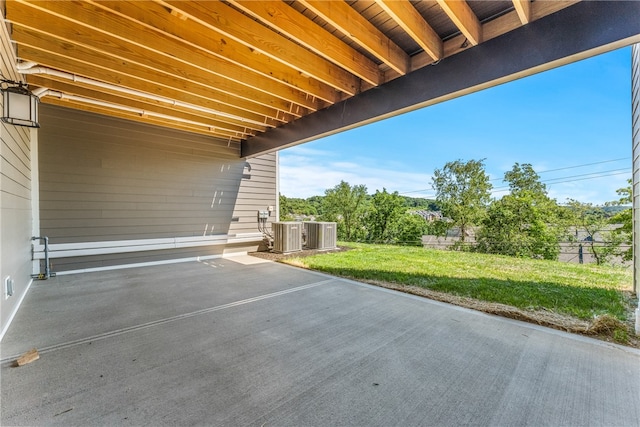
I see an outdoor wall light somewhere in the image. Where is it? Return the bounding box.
[1,79,39,128]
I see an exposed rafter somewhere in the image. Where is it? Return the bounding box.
[375,0,443,62]
[512,0,532,25]
[229,0,381,86]
[159,0,361,96]
[3,0,613,150]
[436,0,482,46]
[298,0,410,76]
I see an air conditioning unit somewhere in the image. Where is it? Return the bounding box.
[304,222,337,250]
[273,222,302,253]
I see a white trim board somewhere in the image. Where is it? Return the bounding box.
[0,279,33,342]
[55,251,250,276]
[33,233,264,259]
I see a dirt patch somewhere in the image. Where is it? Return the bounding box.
[249,249,639,348]
[249,246,350,262]
[355,280,638,348]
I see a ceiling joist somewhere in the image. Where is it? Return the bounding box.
[3,0,608,151]
[436,0,482,46]
[297,0,410,76]
[375,0,443,62]
[11,0,318,115]
[229,0,382,87]
[512,0,532,25]
[91,0,340,105]
[159,0,362,96]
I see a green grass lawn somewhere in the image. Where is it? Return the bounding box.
[284,243,634,321]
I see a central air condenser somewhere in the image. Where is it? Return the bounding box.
[273,222,302,253]
[304,222,337,250]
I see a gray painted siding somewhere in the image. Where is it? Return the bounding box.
[633,44,639,295]
[38,105,276,271]
[0,18,34,337]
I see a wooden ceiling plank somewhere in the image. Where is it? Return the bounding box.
[159,0,361,96]
[28,76,257,137]
[298,0,409,76]
[436,0,482,46]
[425,0,579,72]
[12,0,319,113]
[8,13,300,123]
[93,1,339,104]
[15,42,282,128]
[375,0,443,62]
[44,97,245,142]
[11,26,294,125]
[41,78,267,133]
[229,0,381,86]
[531,0,580,20]
[512,0,531,25]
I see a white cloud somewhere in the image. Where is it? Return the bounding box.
[279,149,433,198]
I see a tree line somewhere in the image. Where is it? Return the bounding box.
[280,159,632,265]
[280,186,438,245]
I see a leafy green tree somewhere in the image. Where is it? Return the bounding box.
[365,188,405,243]
[279,193,292,221]
[306,195,325,217]
[322,181,368,241]
[425,218,449,237]
[477,163,562,260]
[390,213,428,245]
[503,163,547,194]
[432,159,492,242]
[402,197,439,210]
[607,179,632,261]
[565,200,618,265]
[279,194,317,220]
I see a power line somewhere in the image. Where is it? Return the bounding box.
[491,168,630,193]
[398,158,631,196]
[488,157,631,181]
[536,157,630,174]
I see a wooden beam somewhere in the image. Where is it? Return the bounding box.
[242,1,640,157]
[230,0,381,86]
[408,1,579,75]
[299,0,409,76]
[28,75,268,133]
[11,0,319,113]
[15,43,282,127]
[8,9,301,122]
[512,0,531,25]
[29,76,258,138]
[92,1,339,105]
[375,0,443,62]
[43,97,244,142]
[436,0,482,46]
[160,0,361,96]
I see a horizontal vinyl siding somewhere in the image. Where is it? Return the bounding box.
[633,44,639,295]
[1,16,34,339]
[38,105,275,270]
[230,152,276,235]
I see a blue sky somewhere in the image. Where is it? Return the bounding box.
[279,46,632,205]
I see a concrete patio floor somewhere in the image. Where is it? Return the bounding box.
[1,256,639,426]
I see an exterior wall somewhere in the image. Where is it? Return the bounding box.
[0,19,34,339]
[632,44,640,333]
[37,104,276,272]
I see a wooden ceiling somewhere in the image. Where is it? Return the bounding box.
[3,0,590,147]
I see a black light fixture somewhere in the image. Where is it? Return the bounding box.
[1,79,39,128]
